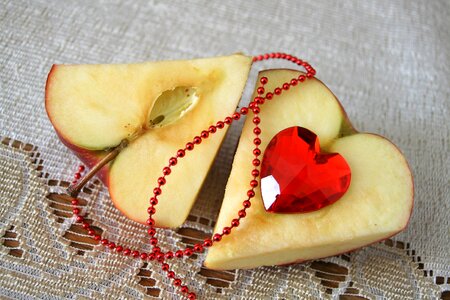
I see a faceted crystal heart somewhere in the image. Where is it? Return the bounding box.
[260,126,351,213]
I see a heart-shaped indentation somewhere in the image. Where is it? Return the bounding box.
[260,126,351,213]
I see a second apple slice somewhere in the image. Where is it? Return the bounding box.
[204,70,413,270]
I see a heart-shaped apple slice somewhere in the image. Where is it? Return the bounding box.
[204,69,413,270]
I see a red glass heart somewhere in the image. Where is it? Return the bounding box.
[260,126,351,213]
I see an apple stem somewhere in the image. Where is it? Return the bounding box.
[67,139,129,198]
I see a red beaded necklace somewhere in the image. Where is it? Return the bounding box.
[69,52,316,299]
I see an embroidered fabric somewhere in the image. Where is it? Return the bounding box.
[1,1,449,299]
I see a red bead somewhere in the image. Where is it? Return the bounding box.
[148,253,155,261]
[232,112,240,120]
[73,208,80,215]
[147,228,156,236]
[188,293,196,300]
[186,142,194,151]
[181,286,189,293]
[283,83,290,90]
[222,227,231,235]
[274,88,282,95]
[146,218,155,226]
[74,173,81,179]
[71,199,78,205]
[263,53,269,60]
[216,121,224,129]
[157,252,165,261]
[240,107,249,115]
[253,138,261,145]
[255,97,264,104]
[243,200,251,208]
[252,169,260,177]
[307,73,314,78]
[224,117,232,124]
[173,278,181,286]
[291,79,298,86]
[253,149,261,156]
[213,234,222,242]
[247,190,255,197]
[174,279,182,286]
[260,126,351,213]
[177,149,185,158]
[132,250,140,258]
[149,197,158,205]
[167,271,175,278]
[238,209,246,218]
[78,165,85,172]
[169,157,177,166]
[140,253,148,260]
[252,107,260,114]
[298,75,306,82]
[87,229,95,235]
[208,125,217,133]
[253,117,260,125]
[165,251,174,259]
[162,263,169,271]
[249,102,256,109]
[193,244,203,253]
[231,219,240,227]
[153,187,161,196]
[116,245,123,253]
[260,77,268,85]
[175,250,183,258]
[253,127,261,135]
[101,238,109,245]
[257,87,265,95]
[203,239,213,248]
[252,159,260,166]
[193,136,202,144]
[82,222,90,229]
[265,92,273,100]
[163,167,171,175]
[150,237,158,245]
[94,234,101,241]
[201,130,209,138]
[108,242,116,249]
[250,179,259,187]
[152,246,161,253]
[123,248,131,256]
[184,248,193,256]
[147,206,156,214]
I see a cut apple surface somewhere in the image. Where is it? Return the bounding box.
[46,54,252,228]
[204,69,413,270]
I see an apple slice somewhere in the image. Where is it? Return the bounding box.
[46,54,252,228]
[204,69,413,270]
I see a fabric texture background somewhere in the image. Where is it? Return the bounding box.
[0,0,449,299]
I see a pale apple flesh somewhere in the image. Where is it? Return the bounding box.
[46,54,253,228]
[204,69,413,270]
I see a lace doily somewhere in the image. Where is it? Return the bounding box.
[1,0,449,299]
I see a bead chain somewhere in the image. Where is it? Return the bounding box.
[69,52,316,299]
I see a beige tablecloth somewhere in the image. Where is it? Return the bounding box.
[1,1,449,299]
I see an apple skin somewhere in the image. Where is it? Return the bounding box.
[204,69,414,270]
[45,65,110,185]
